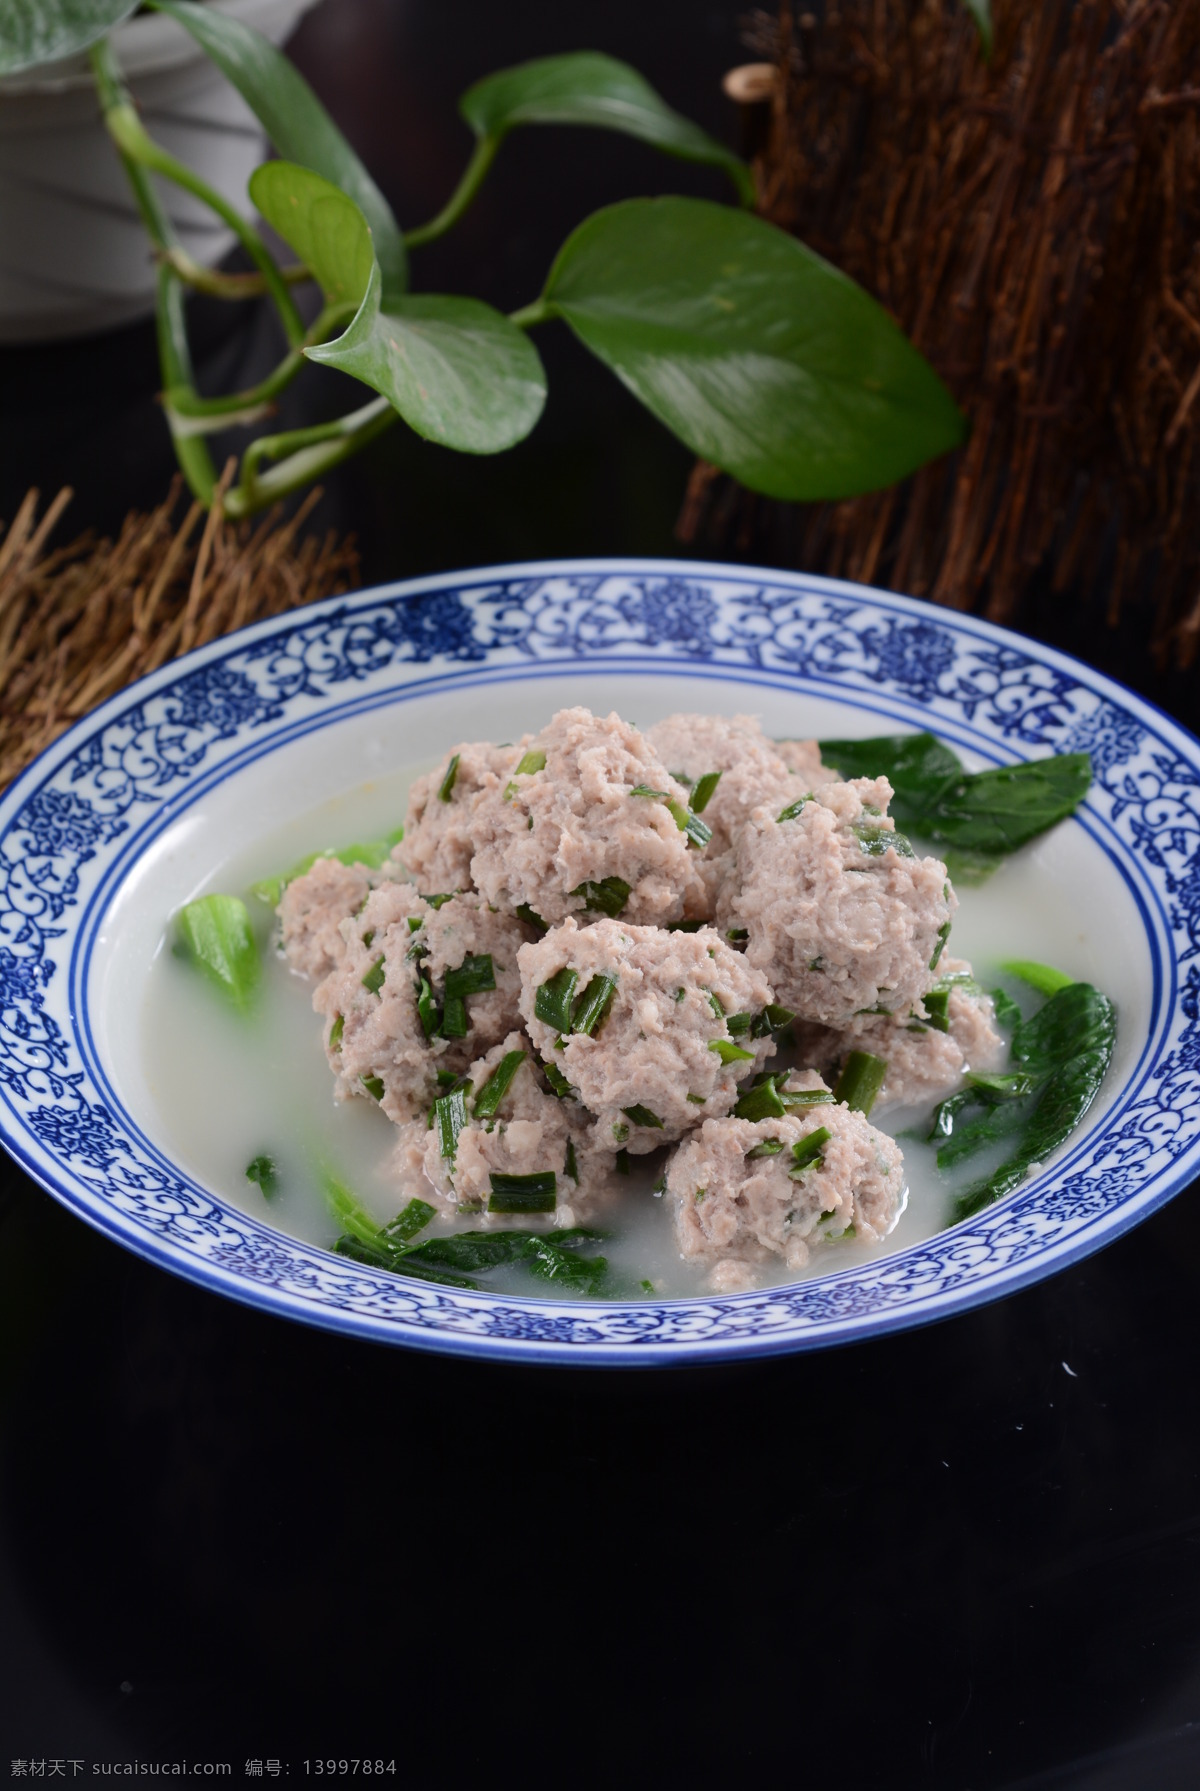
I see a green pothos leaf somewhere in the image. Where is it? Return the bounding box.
[0,0,139,75]
[309,266,547,454]
[460,50,753,205]
[150,0,407,299]
[541,197,966,502]
[249,162,374,309]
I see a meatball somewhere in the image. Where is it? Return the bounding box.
[517,916,778,1151]
[785,957,1007,1111]
[279,855,380,981]
[666,1090,905,1286]
[392,1030,616,1226]
[468,706,707,927]
[718,774,956,1026]
[644,712,814,916]
[399,737,531,895]
[312,886,527,1123]
[775,737,827,782]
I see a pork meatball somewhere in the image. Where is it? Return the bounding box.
[468,706,708,927]
[644,712,817,916]
[666,1086,905,1286]
[392,1030,616,1226]
[718,774,956,1026]
[279,855,380,981]
[785,957,1007,1111]
[399,737,531,895]
[517,916,778,1150]
[313,886,527,1123]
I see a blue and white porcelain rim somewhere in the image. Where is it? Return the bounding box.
[0,556,1194,1366]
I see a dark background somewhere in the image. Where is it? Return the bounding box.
[3,2,1200,1784]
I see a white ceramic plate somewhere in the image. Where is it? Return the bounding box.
[2,559,1195,1364]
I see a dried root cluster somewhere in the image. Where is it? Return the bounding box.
[681,0,1200,664]
[0,475,358,789]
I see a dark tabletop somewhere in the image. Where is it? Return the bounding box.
[3,4,1200,1785]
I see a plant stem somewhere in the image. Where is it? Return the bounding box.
[165,301,357,428]
[404,134,500,248]
[92,47,304,348]
[224,396,396,519]
[159,246,313,300]
[508,298,554,331]
[88,41,216,506]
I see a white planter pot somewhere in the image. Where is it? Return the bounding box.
[0,0,322,342]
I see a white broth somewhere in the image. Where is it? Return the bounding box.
[136,749,1131,1300]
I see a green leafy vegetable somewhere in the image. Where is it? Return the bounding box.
[777,796,811,823]
[434,1087,469,1160]
[382,1198,439,1245]
[438,754,461,801]
[473,1049,527,1119]
[853,823,915,858]
[733,1075,835,1123]
[459,51,753,204]
[0,0,138,75]
[622,1105,664,1129]
[1002,959,1076,997]
[542,1062,576,1100]
[745,1138,785,1160]
[789,1127,832,1175]
[515,904,548,933]
[514,749,547,775]
[535,967,579,1031]
[403,1227,608,1292]
[444,954,496,1000]
[360,1074,386,1102]
[328,1014,344,1051]
[833,1051,888,1117]
[540,197,965,502]
[249,827,402,907]
[570,974,619,1038]
[816,732,1091,879]
[709,1039,755,1065]
[488,1171,558,1214]
[570,876,632,917]
[415,974,441,1039]
[691,771,722,813]
[361,955,386,995]
[664,797,712,849]
[937,980,1116,1218]
[174,894,260,1012]
[245,1154,279,1199]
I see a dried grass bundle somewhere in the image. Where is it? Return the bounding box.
[0,471,359,788]
[681,0,1200,664]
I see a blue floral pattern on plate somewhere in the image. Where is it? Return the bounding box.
[1,560,1197,1364]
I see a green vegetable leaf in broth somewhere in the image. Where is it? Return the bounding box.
[148,0,408,300]
[245,1153,279,1199]
[540,197,966,503]
[249,827,402,908]
[941,981,1116,1217]
[460,51,753,204]
[0,0,138,75]
[174,894,260,1013]
[817,731,1091,875]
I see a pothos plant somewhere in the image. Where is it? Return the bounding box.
[1,1,969,521]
